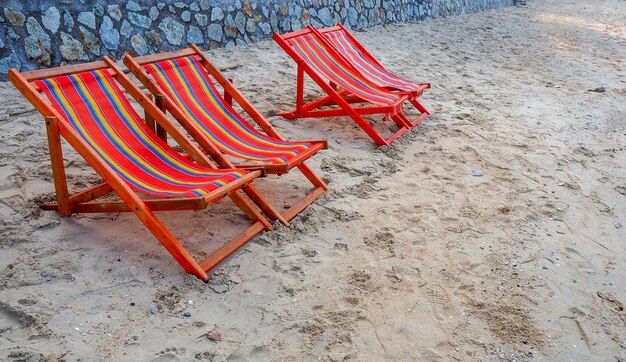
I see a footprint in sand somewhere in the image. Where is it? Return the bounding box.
[363,231,396,254]
[425,285,460,321]
[153,347,186,361]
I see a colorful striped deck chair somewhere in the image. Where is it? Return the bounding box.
[8,58,286,281]
[273,28,417,146]
[124,45,328,222]
[313,24,430,126]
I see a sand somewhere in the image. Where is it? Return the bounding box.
[0,0,625,360]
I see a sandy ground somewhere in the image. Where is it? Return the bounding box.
[1,0,625,360]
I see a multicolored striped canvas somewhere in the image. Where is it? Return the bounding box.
[143,56,313,164]
[287,33,401,107]
[323,29,427,93]
[35,70,247,198]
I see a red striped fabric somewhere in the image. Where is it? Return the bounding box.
[143,56,313,164]
[323,29,427,93]
[35,70,248,198]
[287,33,401,107]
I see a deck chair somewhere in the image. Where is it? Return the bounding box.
[124,45,328,222]
[8,58,286,281]
[273,27,417,146]
[313,24,430,126]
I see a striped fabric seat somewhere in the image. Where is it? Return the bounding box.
[36,70,247,198]
[287,33,401,107]
[323,30,427,93]
[143,56,313,164]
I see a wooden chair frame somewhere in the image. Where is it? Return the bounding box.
[312,24,430,127]
[8,58,286,281]
[124,45,328,223]
[273,28,415,146]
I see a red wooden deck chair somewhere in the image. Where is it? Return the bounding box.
[273,27,416,146]
[124,45,328,222]
[7,58,285,281]
[312,24,430,126]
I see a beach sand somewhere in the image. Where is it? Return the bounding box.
[0,0,624,360]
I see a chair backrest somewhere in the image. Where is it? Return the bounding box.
[279,29,400,107]
[319,27,420,92]
[142,55,311,162]
[35,69,241,197]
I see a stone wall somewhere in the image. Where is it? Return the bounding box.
[0,0,513,79]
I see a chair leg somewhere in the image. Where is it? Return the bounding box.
[198,220,266,272]
[228,190,275,230]
[406,98,430,127]
[241,185,289,226]
[134,205,210,281]
[278,162,328,222]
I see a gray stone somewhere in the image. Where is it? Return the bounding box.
[279,17,291,32]
[187,25,204,44]
[77,12,96,29]
[3,9,25,26]
[0,53,20,74]
[107,5,123,22]
[224,14,238,38]
[236,38,247,47]
[270,11,278,32]
[79,26,101,55]
[7,28,19,41]
[128,13,152,29]
[318,8,335,26]
[348,7,358,26]
[309,8,318,17]
[24,35,51,65]
[130,34,148,55]
[199,0,210,11]
[93,4,105,17]
[358,14,368,28]
[211,7,224,21]
[262,5,269,18]
[291,18,302,31]
[42,7,61,34]
[64,11,74,31]
[368,9,379,25]
[120,20,133,38]
[234,12,246,33]
[59,32,86,60]
[190,2,200,11]
[158,18,185,45]
[0,37,3,49]
[310,18,324,28]
[225,41,235,48]
[181,10,191,22]
[174,2,188,8]
[126,1,143,12]
[246,18,256,33]
[145,30,163,46]
[149,7,160,21]
[157,3,166,10]
[207,23,223,42]
[99,16,120,50]
[26,17,50,48]
[258,22,271,35]
[195,14,208,27]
